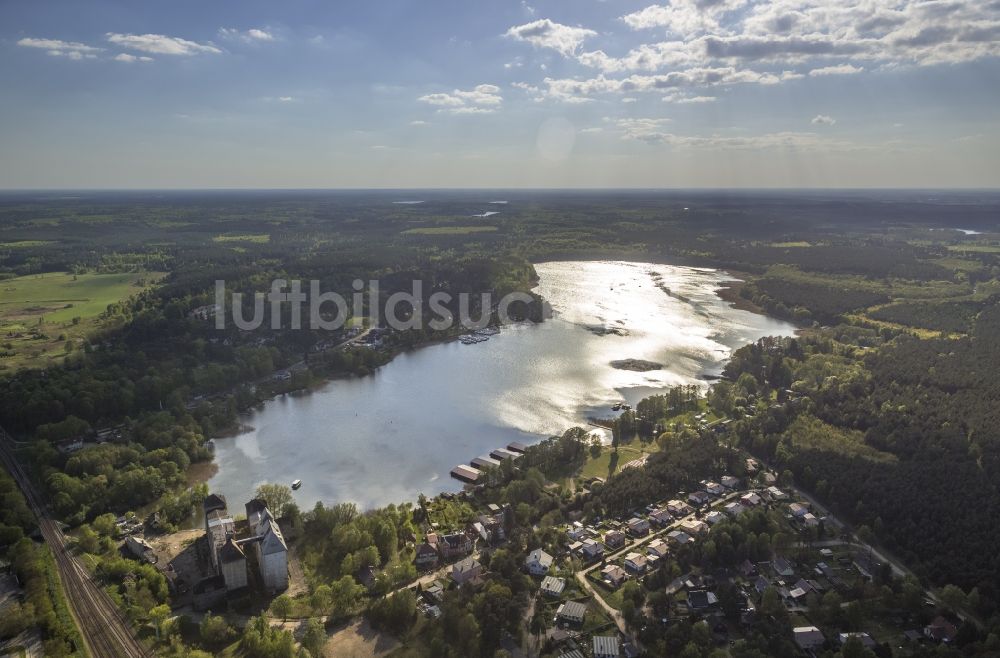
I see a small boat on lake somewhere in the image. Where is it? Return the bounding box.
[291,479,302,490]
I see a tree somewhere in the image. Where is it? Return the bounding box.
[255,483,294,518]
[149,604,171,640]
[199,613,233,647]
[271,594,294,622]
[939,584,967,614]
[301,618,326,657]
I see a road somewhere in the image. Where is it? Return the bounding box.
[0,428,151,658]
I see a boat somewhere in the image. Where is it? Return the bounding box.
[612,403,622,411]
[291,479,302,490]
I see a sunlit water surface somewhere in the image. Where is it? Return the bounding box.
[208,261,795,509]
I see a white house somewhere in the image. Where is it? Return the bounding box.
[666,499,692,516]
[624,552,648,574]
[647,538,669,559]
[741,492,762,507]
[525,548,554,576]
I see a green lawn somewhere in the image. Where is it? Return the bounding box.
[0,271,161,370]
[580,444,652,481]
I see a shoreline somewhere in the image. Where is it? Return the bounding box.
[191,262,791,505]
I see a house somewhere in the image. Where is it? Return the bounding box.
[667,530,692,545]
[556,600,587,625]
[739,559,756,577]
[723,502,746,517]
[788,502,809,518]
[666,499,693,516]
[601,564,628,588]
[567,525,588,541]
[604,530,626,549]
[771,557,795,577]
[793,626,826,651]
[592,635,620,658]
[451,557,482,585]
[853,552,884,580]
[540,575,566,597]
[648,508,672,526]
[687,589,718,610]
[219,537,248,591]
[700,480,725,496]
[439,532,473,559]
[647,538,669,559]
[741,492,762,507]
[626,517,650,537]
[838,633,877,650]
[623,552,648,574]
[721,475,740,489]
[414,543,439,570]
[754,575,771,595]
[924,616,958,643]
[525,548,554,576]
[688,491,710,507]
[705,511,725,525]
[679,519,708,535]
[124,536,156,564]
[580,538,604,561]
[766,486,788,501]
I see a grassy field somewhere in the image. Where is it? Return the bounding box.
[402,226,498,235]
[0,271,161,371]
[580,443,654,481]
[212,233,271,243]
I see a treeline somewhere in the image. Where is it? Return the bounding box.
[868,299,988,333]
[743,278,889,324]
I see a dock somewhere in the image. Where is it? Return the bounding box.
[471,455,502,469]
[450,464,481,483]
[489,448,522,461]
[506,441,527,454]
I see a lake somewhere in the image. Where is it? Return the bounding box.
[207,261,796,510]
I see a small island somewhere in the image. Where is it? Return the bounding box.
[609,358,664,372]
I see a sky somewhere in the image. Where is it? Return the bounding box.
[1,0,999,189]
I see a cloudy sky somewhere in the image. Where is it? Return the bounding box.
[2,0,999,188]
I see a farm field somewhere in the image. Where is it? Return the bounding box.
[0,271,160,371]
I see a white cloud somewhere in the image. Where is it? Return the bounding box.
[504,19,596,56]
[113,53,153,63]
[622,0,748,38]
[809,63,864,76]
[811,114,837,125]
[410,120,428,126]
[418,84,502,114]
[616,119,860,151]
[530,67,782,102]
[106,33,221,55]
[17,37,101,59]
[622,97,639,103]
[219,27,275,43]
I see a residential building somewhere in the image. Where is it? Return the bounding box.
[580,538,604,561]
[741,492,762,507]
[626,517,650,537]
[540,575,566,597]
[648,508,672,526]
[647,538,669,559]
[688,491,710,507]
[772,557,795,577]
[451,557,482,585]
[556,600,587,625]
[439,532,473,559]
[604,530,626,549]
[601,564,627,588]
[592,635,619,658]
[700,480,725,496]
[679,519,708,535]
[838,633,877,650]
[766,486,788,501]
[924,616,958,643]
[723,502,746,517]
[687,589,718,610]
[721,475,740,489]
[705,511,725,525]
[666,499,693,516]
[124,536,156,564]
[667,530,692,545]
[623,552,648,574]
[414,543,439,570]
[793,626,826,651]
[525,548,554,576]
[789,502,809,518]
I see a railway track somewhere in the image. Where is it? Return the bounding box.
[0,429,151,658]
